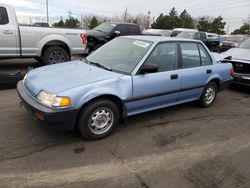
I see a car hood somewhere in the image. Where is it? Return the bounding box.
[222,48,250,63]
[86,30,107,37]
[25,60,122,95]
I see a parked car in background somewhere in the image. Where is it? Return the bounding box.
[142,29,172,37]
[32,22,50,27]
[170,28,198,37]
[207,33,218,39]
[17,36,233,140]
[177,31,220,52]
[222,38,250,86]
[0,3,87,65]
[84,22,142,54]
[219,35,248,52]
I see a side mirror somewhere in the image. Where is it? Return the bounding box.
[113,30,121,37]
[140,63,158,74]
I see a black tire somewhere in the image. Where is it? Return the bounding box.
[43,46,69,65]
[34,57,43,63]
[78,99,120,140]
[199,82,218,108]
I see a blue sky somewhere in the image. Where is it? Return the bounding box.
[0,0,249,32]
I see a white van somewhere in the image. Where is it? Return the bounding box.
[171,28,198,37]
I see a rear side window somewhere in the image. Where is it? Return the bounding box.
[181,43,201,68]
[0,7,9,25]
[115,25,128,35]
[198,44,212,66]
[128,25,141,35]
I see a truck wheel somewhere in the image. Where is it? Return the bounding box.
[78,99,119,140]
[34,57,43,63]
[199,82,218,108]
[43,46,69,65]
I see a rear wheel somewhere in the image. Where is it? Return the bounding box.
[78,99,119,140]
[199,82,218,107]
[43,46,69,65]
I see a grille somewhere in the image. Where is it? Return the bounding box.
[231,61,250,74]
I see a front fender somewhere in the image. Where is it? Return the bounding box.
[57,76,132,109]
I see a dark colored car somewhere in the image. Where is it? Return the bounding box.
[33,22,50,27]
[177,31,220,52]
[85,22,142,54]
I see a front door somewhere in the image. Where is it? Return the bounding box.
[129,42,181,115]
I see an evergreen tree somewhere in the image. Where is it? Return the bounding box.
[232,23,250,35]
[210,16,226,34]
[89,16,99,29]
[179,10,194,28]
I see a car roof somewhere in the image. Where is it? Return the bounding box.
[121,35,200,43]
[105,22,139,26]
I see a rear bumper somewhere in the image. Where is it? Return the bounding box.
[233,73,250,86]
[17,81,79,130]
[219,79,233,91]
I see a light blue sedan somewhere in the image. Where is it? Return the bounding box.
[17,36,233,140]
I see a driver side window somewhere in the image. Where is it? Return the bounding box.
[144,42,178,73]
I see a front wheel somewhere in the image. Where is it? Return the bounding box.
[78,99,120,140]
[199,82,218,107]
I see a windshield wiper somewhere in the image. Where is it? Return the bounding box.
[84,58,112,71]
[91,62,112,71]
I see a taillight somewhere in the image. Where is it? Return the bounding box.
[230,68,234,77]
[80,34,87,44]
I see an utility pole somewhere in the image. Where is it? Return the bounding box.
[46,0,49,23]
[124,7,128,22]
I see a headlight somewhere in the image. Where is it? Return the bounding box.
[37,91,71,108]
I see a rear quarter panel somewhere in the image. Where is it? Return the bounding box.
[19,26,86,56]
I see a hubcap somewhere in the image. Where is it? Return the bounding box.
[49,50,65,64]
[204,86,215,104]
[89,108,114,135]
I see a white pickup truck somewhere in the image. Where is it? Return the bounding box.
[0,3,87,64]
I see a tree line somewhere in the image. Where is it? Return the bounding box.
[152,7,226,34]
[52,7,249,35]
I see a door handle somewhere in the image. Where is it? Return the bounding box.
[206,69,212,74]
[171,74,178,80]
[3,30,13,34]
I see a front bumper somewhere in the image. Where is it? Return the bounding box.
[233,73,250,86]
[17,81,79,130]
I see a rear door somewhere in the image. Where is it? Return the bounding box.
[128,25,141,35]
[130,42,182,115]
[115,25,128,36]
[0,6,18,57]
[179,42,213,102]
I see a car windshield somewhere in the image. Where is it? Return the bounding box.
[85,38,153,74]
[93,23,116,33]
[177,31,196,38]
[239,38,250,49]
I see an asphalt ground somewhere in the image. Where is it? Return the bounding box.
[0,58,250,188]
